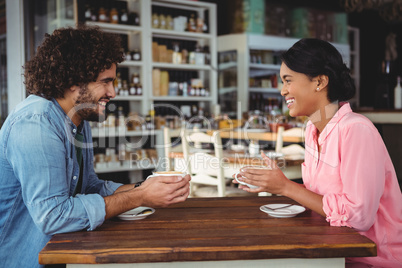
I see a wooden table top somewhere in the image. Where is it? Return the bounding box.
[39,196,376,265]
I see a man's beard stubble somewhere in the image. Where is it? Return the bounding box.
[74,84,107,123]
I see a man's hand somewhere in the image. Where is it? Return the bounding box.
[137,174,191,208]
[104,174,191,219]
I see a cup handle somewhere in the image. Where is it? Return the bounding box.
[145,174,156,180]
[234,172,246,185]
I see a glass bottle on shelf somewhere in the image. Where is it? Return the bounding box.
[117,106,125,130]
[131,73,140,85]
[85,5,92,21]
[90,7,97,22]
[132,49,141,61]
[166,14,173,30]
[172,42,182,64]
[188,14,196,32]
[196,16,204,33]
[110,8,119,24]
[122,80,129,96]
[120,9,128,24]
[181,46,188,64]
[194,44,205,65]
[129,83,136,96]
[136,83,142,96]
[159,13,166,29]
[129,12,140,26]
[152,12,159,28]
[115,72,122,95]
[98,7,108,23]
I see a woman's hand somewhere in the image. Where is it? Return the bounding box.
[232,152,290,195]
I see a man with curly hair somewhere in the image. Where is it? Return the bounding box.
[0,25,191,268]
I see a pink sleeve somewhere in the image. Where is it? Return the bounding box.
[322,123,385,231]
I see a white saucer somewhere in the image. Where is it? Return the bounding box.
[117,206,155,221]
[260,203,306,218]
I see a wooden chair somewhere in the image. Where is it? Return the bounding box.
[275,126,304,180]
[163,127,183,171]
[180,129,252,197]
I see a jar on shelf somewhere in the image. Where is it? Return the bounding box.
[136,83,142,96]
[125,51,132,61]
[131,73,140,85]
[159,13,166,29]
[196,17,204,33]
[129,83,136,96]
[120,9,128,24]
[172,42,182,64]
[85,5,92,21]
[166,14,173,30]
[98,7,109,23]
[129,12,140,26]
[132,49,141,61]
[188,14,196,32]
[110,8,119,24]
[121,80,129,96]
[152,12,159,28]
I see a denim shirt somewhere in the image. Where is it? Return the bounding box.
[0,95,123,268]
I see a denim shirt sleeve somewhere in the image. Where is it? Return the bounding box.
[6,113,116,234]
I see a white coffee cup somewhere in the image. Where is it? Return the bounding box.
[234,165,271,189]
[146,171,187,180]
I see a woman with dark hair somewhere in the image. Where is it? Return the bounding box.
[234,38,402,267]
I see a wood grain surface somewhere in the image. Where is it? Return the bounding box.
[39,196,376,265]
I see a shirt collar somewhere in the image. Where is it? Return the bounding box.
[51,98,84,136]
[306,102,352,145]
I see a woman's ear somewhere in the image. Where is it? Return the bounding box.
[317,75,329,89]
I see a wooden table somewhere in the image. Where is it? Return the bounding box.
[39,196,376,267]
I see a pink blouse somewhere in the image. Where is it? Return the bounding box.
[302,103,402,267]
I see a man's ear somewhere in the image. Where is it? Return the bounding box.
[69,85,80,92]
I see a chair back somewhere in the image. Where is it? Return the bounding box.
[163,127,183,171]
[181,129,226,197]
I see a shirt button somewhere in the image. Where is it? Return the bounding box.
[310,184,312,188]
[343,216,347,221]
[73,129,77,133]
[73,176,77,180]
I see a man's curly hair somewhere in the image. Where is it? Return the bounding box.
[24,24,124,99]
